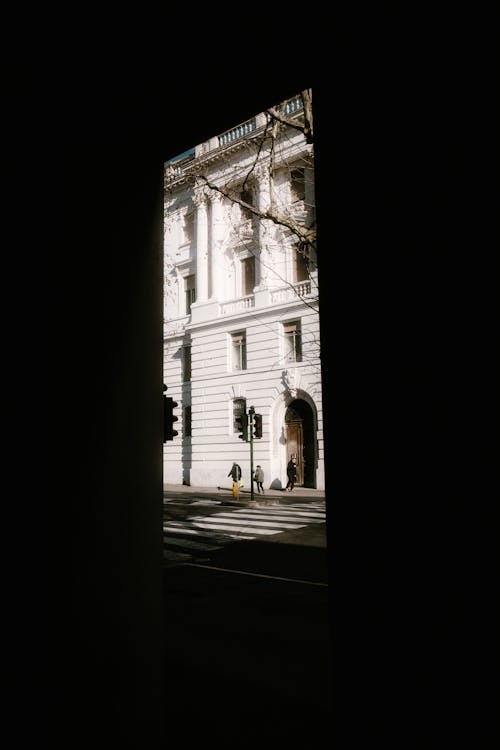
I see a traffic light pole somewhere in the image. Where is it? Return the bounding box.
[237,405,261,500]
[248,406,255,501]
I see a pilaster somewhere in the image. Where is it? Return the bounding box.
[254,164,273,290]
[209,191,224,300]
[193,188,208,303]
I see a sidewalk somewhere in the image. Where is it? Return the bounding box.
[163,483,325,505]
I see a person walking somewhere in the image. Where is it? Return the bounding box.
[228,461,242,483]
[285,457,297,491]
[254,465,264,494]
[228,462,242,496]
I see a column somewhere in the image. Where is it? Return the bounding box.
[193,188,208,303]
[209,191,224,300]
[254,164,273,302]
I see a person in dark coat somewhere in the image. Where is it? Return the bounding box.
[285,457,297,491]
[228,462,242,484]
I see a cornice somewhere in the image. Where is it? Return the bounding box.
[164,111,308,191]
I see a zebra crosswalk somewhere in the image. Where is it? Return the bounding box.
[163,502,326,564]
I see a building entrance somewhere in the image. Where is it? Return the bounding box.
[284,399,316,488]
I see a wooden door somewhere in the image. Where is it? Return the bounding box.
[286,421,304,485]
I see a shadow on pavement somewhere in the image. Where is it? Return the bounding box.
[162,541,332,744]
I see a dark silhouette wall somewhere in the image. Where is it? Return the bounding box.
[41,66,317,749]
[50,146,166,748]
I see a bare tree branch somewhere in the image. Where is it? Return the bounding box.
[266,90,313,144]
[193,173,317,250]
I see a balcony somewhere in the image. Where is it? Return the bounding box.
[283,95,304,116]
[270,281,312,305]
[219,295,255,316]
[218,118,257,147]
[217,279,313,318]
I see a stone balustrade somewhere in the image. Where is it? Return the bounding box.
[219,295,255,316]
[270,281,311,305]
[218,118,257,147]
[284,95,304,115]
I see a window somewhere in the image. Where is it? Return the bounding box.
[283,321,302,363]
[182,345,191,382]
[231,331,247,371]
[241,256,255,296]
[184,405,192,437]
[233,398,246,433]
[185,275,196,314]
[290,168,305,202]
[183,211,194,244]
[293,245,309,282]
[240,187,253,221]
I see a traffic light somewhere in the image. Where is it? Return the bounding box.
[235,413,248,441]
[253,413,263,439]
[163,395,178,442]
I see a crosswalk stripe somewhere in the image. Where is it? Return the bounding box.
[283,504,325,511]
[230,512,324,523]
[187,515,305,529]
[189,521,281,535]
[163,501,326,563]
[246,508,325,517]
[190,499,221,506]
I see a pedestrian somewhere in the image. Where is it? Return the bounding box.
[228,461,242,487]
[254,465,264,494]
[285,456,297,491]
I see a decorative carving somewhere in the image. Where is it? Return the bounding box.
[281,368,297,392]
[193,188,208,208]
[209,190,224,204]
[164,317,189,338]
[164,324,184,338]
[281,369,313,400]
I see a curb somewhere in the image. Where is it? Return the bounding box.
[163,486,325,506]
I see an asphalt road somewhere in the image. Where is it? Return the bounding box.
[162,497,332,745]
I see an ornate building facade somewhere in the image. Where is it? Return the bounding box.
[163,91,325,490]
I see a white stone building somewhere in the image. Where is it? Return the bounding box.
[163,91,325,490]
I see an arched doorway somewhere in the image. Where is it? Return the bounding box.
[285,399,316,488]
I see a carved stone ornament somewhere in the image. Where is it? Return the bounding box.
[281,369,292,391]
[193,188,208,208]
[281,368,303,396]
[209,190,224,204]
[164,320,188,337]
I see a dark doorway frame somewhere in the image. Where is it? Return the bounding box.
[285,399,316,488]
